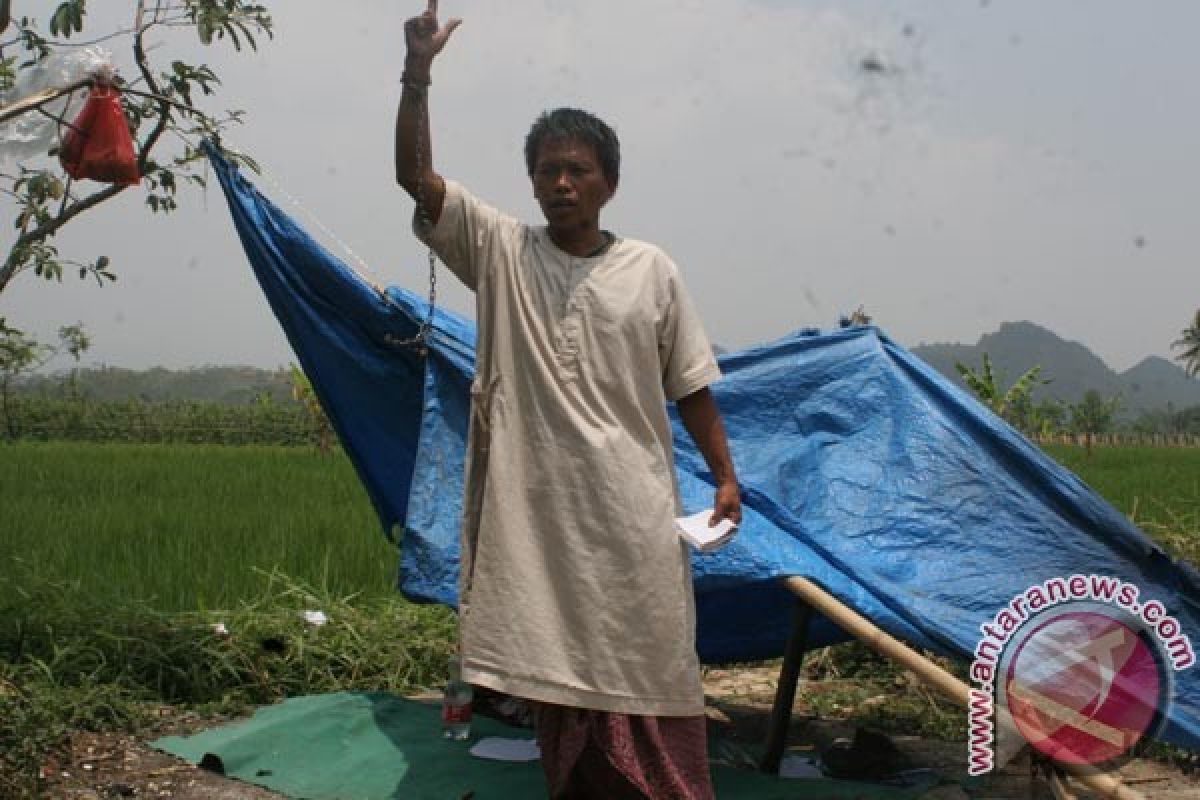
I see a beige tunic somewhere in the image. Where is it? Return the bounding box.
[418,180,721,716]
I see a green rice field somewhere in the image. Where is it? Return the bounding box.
[1042,444,1200,562]
[1,442,397,610]
[1,442,1197,612]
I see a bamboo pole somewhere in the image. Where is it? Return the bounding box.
[1049,767,1080,800]
[781,576,1145,800]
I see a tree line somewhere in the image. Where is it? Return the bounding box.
[956,354,1200,453]
[1,332,333,448]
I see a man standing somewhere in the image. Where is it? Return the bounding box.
[395,3,741,797]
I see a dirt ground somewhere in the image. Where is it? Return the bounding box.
[38,665,1200,799]
[701,665,1200,800]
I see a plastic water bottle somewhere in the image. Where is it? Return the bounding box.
[441,655,473,740]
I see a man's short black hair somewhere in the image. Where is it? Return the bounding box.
[524,108,620,189]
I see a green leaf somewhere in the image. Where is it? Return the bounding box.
[49,1,85,38]
[236,21,258,51]
[223,22,242,51]
[49,6,65,36]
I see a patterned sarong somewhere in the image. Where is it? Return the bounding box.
[535,704,715,799]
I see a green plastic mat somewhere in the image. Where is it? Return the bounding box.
[152,692,932,799]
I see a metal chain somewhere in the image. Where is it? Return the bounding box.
[384,87,438,355]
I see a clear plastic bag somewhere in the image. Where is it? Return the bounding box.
[0,47,114,165]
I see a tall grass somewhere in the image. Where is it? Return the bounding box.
[0,567,456,799]
[0,565,456,708]
[1,442,399,609]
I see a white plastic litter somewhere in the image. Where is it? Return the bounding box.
[210,622,230,636]
[301,610,328,627]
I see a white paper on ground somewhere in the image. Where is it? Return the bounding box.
[778,754,824,779]
[674,509,738,553]
[469,736,542,762]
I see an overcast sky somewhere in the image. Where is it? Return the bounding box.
[3,0,1197,373]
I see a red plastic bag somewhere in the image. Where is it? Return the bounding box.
[59,85,141,186]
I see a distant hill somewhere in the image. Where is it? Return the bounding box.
[912,321,1200,418]
[18,365,297,405]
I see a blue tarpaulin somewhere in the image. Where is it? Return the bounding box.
[205,143,1200,751]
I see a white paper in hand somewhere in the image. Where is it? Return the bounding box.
[675,509,738,553]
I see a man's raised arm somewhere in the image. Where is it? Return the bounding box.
[395,0,461,228]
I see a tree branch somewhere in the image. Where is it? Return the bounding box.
[1,1,274,299]
[121,86,205,117]
[133,6,173,176]
[0,79,89,125]
[3,9,189,50]
[0,6,186,293]
[31,26,139,49]
[0,183,125,294]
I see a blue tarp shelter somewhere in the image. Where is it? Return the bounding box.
[204,142,1200,752]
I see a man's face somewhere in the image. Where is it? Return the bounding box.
[531,137,615,230]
